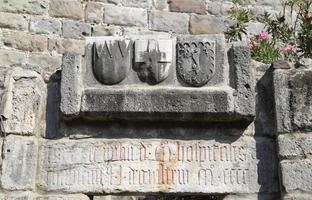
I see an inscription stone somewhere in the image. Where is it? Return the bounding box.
[37,137,278,194]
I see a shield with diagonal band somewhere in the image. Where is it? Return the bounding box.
[177,40,216,87]
[93,39,132,85]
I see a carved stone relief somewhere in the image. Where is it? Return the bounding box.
[92,39,132,85]
[177,40,215,87]
[134,39,173,85]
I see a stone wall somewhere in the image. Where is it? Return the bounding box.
[0,0,284,76]
[0,0,310,200]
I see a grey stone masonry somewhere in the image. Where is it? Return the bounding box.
[0,0,48,15]
[0,67,46,136]
[280,159,312,192]
[274,68,312,134]
[0,12,28,30]
[278,133,312,159]
[274,67,312,199]
[1,135,38,190]
[60,35,255,122]
[60,53,82,117]
[49,0,83,20]
[104,5,147,27]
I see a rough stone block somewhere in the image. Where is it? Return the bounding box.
[60,53,82,116]
[36,194,89,200]
[28,53,62,76]
[63,20,91,39]
[190,15,226,34]
[0,12,28,30]
[37,137,278,194]
[148,10,189,33]
[150,0,168,10]
[85,2,104,23]
[104,5,147,27]
[230,43,255,117]
[1,135,38,190]
[278,134,312,159]
[49,0,83,20]
[0,192,33,200]
[30,17,62,35]
[274,69,312,133]
[169,0,206,14]
[223,193,280,200]
[289,70,312,131]
[283,191,312,200]
[48,38,85,55]
[0,50,27,67]
[0,67,46,136]
[273,69,291,133]
[0,0,48,15]
[122,0,148,8]
[280,159,312,192]
[2,31,48,52]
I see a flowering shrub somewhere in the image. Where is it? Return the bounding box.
[225,0,312,64]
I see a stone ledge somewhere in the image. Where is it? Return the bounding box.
[80,87,236,121]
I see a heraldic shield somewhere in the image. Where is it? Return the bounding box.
[177,40,216,87]
[134,39,173,85]
[92,39,132,85]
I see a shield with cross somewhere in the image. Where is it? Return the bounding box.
[134,39,173,85]
[92,39,132,85]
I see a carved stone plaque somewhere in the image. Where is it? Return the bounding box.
[92,39,132,85]
[177,39,215,87]
[38,137,278,194]
[134,39,173,85]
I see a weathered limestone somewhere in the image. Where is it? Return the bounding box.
[60,53,82,116]
[0,67,46,136]
[169,0,206,14]
[0,0,48,15]
[280,159,312,192]
[148,11,189,34]
[0,193,90,200]
[37,137,278,194]
[49,0,83,20]
[0,50,27,67]
[278,133,312,159]
[85,2,104,24]
[274,69,312,133]
[230,43,255,117]
[62,20,91,40]
[30,17,62,35]
[2,31,48,52]
[104,5,147,27]
[274,67,312,198]
[190,15,227,35]
[0,12,28,30]
[1,135,38,190]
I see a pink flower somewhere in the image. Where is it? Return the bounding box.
[259,32,269,41]
[281,44,295,53]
